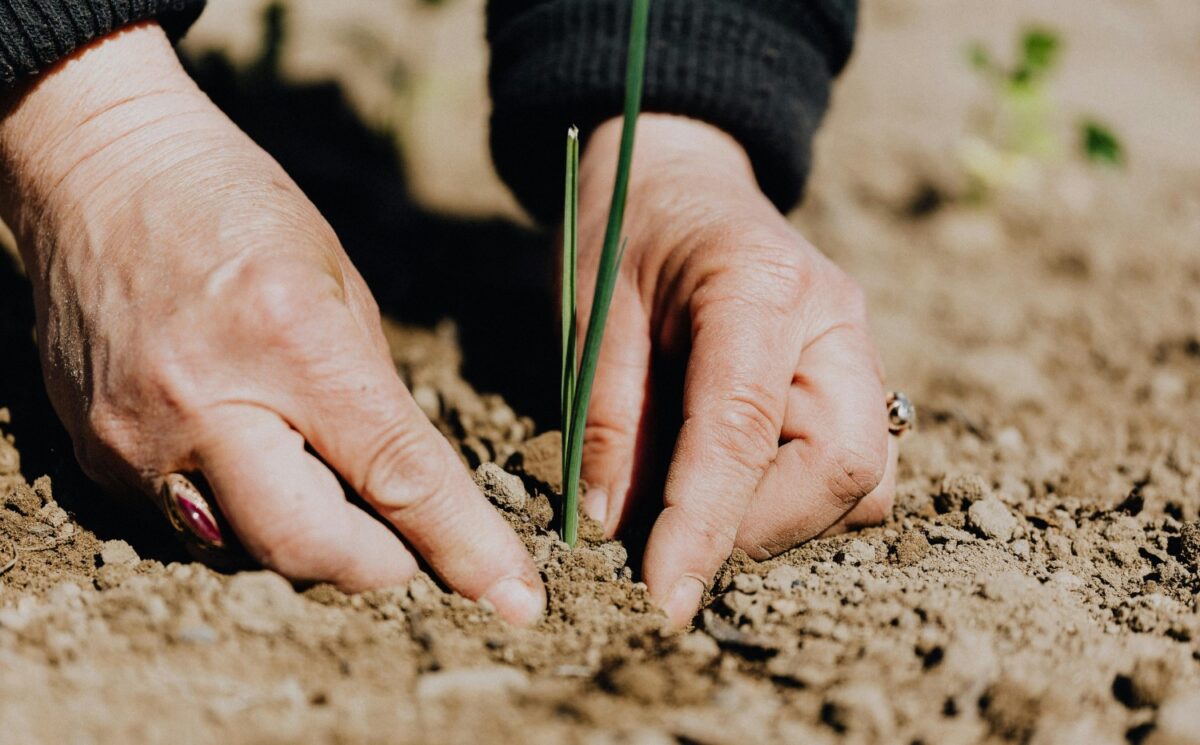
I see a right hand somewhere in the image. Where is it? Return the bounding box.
[0,22,545,624]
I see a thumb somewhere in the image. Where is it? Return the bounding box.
[578,280,652,535]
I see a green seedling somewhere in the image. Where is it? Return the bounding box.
[560,0,650,546]
[963,27,1125,196]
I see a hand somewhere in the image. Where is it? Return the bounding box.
[0,23,545,624]
[576,114,898,627]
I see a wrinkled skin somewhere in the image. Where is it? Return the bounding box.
[0,22,894,630]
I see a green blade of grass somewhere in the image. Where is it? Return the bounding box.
[561,126,580,482]
[562,0,650,546]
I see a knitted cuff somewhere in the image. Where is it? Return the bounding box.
[0,0,206,86]
[488,0,855,224]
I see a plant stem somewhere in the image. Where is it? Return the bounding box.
[561,126,580,503]
[562,0,650,546]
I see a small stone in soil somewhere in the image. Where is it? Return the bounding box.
[39,503,68,527]
[838,539,876,565]
[967,497,1018,542]
[98,540,140,567]
[763,565,802,591]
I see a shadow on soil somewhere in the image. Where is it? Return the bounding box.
[0,46,558,562]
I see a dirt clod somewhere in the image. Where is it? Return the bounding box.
[894,531,931,565]
[475,462,528,511]
[936,473,990,513]
[967,498,1018,542]
[3,483,41,516]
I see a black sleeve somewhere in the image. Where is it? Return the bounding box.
[487,0,857,224]
[0,0,206,87]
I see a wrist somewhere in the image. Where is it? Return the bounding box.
[579,113,772,271]
[584,113,759,201]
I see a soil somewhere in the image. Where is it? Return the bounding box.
[3,0,1200,743]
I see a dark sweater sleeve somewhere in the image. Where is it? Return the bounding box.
[487,0,856,224]
[0,0,206,87]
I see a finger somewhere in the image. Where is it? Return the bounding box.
[643,300,799,627]
[288,327,546,625]
[194,405,420,589]
[735,324,891,558]
[818,434,899,537]
[578,280,653,535]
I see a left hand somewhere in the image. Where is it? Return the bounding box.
[575,114,898,627]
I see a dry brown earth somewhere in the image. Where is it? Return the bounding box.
[2,0,1199,742]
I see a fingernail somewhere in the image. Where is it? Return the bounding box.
[481,576,546,626]
[660,575,706,628]
[582,487,608,524]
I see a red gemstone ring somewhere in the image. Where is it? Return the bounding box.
[161,472,225,549]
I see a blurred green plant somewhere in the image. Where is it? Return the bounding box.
[963,27,1126,197]
[1080,120,1125,167]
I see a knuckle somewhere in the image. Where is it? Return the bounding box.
[360,425,453,516]
[582,418,636,457]
[708,252,812,316]
[818,438,888,508]
[226,260,339,349]
[677,504,740,559]
[742,538,786,562]
[705,387,782,467]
